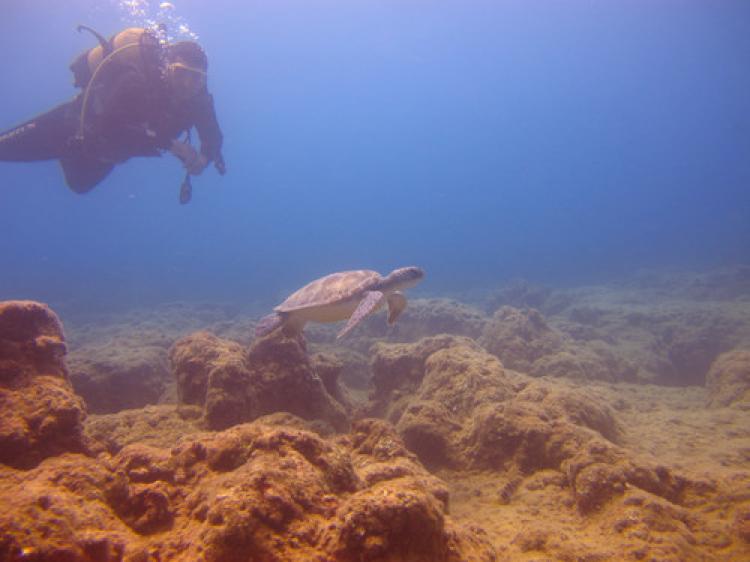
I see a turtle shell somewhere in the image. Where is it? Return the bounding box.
[275,270,382,312]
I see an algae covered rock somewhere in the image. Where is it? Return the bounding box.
[170,330,349,431]
[706,349,750,408]
[169,330,245,407]
[0,419,497,561]
[68,343,170,414]
[368,334,480,422]
[0,299,68,382]
[386,298,488,341]
[367,335,705,522]
[478,306,564,373]
[0,300,86,469]
[479,305,638,382]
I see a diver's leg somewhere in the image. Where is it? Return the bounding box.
[59,156,114,194]
[0,101,78,161]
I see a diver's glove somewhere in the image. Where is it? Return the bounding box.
[169,140,208,175]
[214,151,226,175]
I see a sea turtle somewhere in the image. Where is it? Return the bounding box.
[255,266,425,339]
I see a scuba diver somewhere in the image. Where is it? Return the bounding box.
[0,26,225,203]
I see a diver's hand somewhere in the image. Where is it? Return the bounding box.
[186,153,208,175]
[214,152,226,175]
[169,140,208,175]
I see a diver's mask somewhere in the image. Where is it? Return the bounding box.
[167,61,207,99]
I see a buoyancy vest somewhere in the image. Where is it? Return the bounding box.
[69,27,164,141]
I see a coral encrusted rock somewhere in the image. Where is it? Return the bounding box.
[478,306,564,373]
[0,300,86,469]
[170,331,349,431]
[367,336,718,521]
[0,419,497,561]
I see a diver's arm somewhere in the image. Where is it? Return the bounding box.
[191,92,225,174]
[169,139,207,174]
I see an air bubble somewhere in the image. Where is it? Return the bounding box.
[113,0,198,41]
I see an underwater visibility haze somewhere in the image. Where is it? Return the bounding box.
[3,2,750,561]
[0,0,749,310]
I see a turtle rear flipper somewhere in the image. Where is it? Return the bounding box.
[337,291,385,339]
[255,313,284,338]
[386,291,407,324]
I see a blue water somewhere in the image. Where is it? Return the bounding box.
[1,0,749,313]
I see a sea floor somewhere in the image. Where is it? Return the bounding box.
[445,381,750,560]
[2,266,749,560]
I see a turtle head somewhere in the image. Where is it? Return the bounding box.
[385,266,425,291]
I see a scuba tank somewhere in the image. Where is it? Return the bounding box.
[70,26,162,90]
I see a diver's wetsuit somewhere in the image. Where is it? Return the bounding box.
[0,47,223,193]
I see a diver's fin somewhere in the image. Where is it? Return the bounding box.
[386,291,407,324]
[60,156,114,194]
[337,291,385,339]
[179,174,192,204]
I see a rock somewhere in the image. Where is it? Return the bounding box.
[68,344,170,414]
[478,306,564,373]
[735,507,750,543]
[241,333,350,431]
[304,299,488,357]
[516,382,623,443]
[169,330,245,408]
[368,334,481,421]
[85,404,203,455]
[0,419,498,561]
[310,352,358,414]
[396,344,515,469]
[333,482,447,561]
[311,344,371,390]
[0,454,133,560]
[570,460,627,514]
[370,337,599,473]
[169,331,350,432]
[370,337,620,474]
[0,301,86,469]
[479,306,639,382]
[368,336,717,527]
[677,265,750,301]
[705,350,750,408]
[529,341,638,382]
[386,298,488,341]
[552,287,750,386]
[662,313,739,386]
[0,300,68,383]
[465,399,588,475]
[332,422,460,561]
[486,280,572,316]
[254,411,338,437]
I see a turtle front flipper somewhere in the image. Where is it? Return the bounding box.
[386,291,407,324]
[337,291,385,339]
